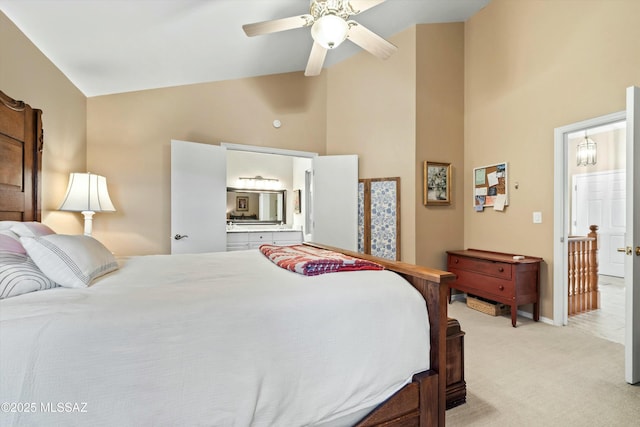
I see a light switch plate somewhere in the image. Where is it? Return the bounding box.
[533,211,542,224]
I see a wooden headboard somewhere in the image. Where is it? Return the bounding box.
[0,90,43,221]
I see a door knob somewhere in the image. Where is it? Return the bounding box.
[617,247,632,255]
[637,246,640,256]
[174,234,189,240]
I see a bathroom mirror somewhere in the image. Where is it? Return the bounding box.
[226,188,286,224]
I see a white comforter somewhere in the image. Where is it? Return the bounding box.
[0,250,430,427]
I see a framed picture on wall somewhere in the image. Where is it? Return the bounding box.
[236,196,248,211]
[424,161,451,205]
[293,189,301,213]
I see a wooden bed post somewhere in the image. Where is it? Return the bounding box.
[404,275,449,426]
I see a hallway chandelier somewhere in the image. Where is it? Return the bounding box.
[576,131,597,166]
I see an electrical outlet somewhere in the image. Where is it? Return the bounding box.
[533,211,542,224]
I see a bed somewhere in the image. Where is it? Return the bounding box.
[0,90,455,426]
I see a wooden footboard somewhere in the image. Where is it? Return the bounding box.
[304,243,455,427]
[356,371,438,426]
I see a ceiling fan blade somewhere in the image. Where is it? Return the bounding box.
[347,21,397,60]
[348,0,386,14]
[243,14,313,37]
[305,42,328,76]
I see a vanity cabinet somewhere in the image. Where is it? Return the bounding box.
[226,230,303,251]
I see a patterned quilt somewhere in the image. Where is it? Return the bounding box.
[259,244,384,276]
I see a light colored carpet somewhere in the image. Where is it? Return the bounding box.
[445,300,640,426]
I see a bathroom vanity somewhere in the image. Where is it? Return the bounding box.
[226,229,303,251]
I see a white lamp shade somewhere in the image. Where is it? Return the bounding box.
[311,14,349,49]
[59,173,116,212]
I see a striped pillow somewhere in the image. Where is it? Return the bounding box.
[0,252,58,299]
[21,234,118,289]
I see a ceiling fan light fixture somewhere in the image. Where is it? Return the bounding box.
[311,14,349,49]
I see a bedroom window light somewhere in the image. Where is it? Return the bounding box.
[58,172,116,236]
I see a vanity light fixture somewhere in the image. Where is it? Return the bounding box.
[59,172,116,236]
[236,176,281,190]
[576,130,597,166]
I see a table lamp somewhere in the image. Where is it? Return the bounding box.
[59,172,116,236]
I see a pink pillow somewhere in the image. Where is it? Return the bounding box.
[0,232,27,254]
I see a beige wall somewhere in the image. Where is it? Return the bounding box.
[464,0,640,319]
[0,11,86,233]
[86,74,327,255]
[415,23,465,270]
[326,23,465,267]
[327,27,418,262]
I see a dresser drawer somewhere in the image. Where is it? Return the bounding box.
[227,232,250,243]
[273,231,302,244]
[449,268,515,300]
[248,232,273,243]
[448,255,512,280]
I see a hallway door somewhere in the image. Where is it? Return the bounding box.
[554,86,639,384]
[572,170,626,277]
[624,86,639,384]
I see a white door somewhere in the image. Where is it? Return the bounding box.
[624,86,639,384]
[171,140,227,254]
[572,170,626,277]
[311,155,358,251]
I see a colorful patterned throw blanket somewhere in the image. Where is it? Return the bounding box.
[259,244,384,276]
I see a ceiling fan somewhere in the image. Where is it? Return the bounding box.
[242,0,397,76]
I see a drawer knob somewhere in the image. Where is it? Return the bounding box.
[454,259,459,264]
[499,285,504,291]
[498,267,504,272]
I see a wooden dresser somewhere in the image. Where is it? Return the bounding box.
[447,249,543,327]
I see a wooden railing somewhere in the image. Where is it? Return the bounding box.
[568,225,599,316]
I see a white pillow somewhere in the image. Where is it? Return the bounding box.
[21,234,118,288]
[0,251,58,299]
[10,222,56,238]
[0,221,19,231]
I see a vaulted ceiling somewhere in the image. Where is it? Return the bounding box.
[0,0,490,97]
